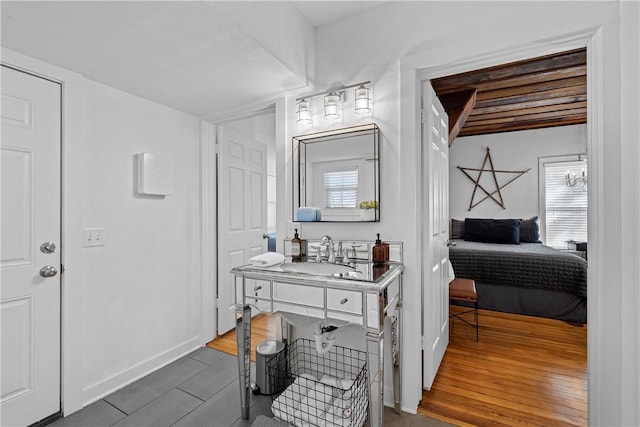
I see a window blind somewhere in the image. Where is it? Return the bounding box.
[324,169,358,208]
[544,161,588,248]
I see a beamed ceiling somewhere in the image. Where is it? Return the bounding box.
[432,48,587,144]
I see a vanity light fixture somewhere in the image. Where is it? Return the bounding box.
[323,93,341,120]
[354,84,372,114]
[296,99,312,123]
[295,80,372,124]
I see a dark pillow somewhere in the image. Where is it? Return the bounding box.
[464,218,522,244]
[520,216,541,243]
[451,218,465,239]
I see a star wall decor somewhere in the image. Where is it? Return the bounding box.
[458,147,530,211]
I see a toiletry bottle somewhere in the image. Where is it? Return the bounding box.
[291,229,302,261]
[382,241,390,261]
[372,233,386,265]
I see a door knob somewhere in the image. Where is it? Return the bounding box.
[262,233,270,239]
[40,242,56,254]
[39,265,58,278]
[447,240,456,247]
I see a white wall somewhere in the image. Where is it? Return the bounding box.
[79,79,202,402]
[449,124,587,220]
[2,48,204,411]
[286,1,640,424]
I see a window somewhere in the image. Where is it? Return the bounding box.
[324,169,358,208]
[541,157,588,248]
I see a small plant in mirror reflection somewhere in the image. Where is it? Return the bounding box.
[358,200,378,209]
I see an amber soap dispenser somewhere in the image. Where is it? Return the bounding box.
[372,233,386,265]
[291,229,302,261]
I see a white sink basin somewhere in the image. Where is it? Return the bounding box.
[280,262,356,276]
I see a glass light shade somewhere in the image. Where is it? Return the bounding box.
[324,93,341,120]
[296,100,312,123]
[354,86,372,114]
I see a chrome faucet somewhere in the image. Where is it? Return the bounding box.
[320,235,335,263]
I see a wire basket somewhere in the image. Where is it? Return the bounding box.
[269,338,368,427]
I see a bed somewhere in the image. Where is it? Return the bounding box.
[449,218,587,324]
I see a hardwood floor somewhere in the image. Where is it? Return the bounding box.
[208,313,280,362]
[420,308,587,427]
[208,309,587,427]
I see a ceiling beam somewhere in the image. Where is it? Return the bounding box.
[439,89,477,146]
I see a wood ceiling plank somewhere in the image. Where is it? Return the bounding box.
[472,94,587,115]
[465,108,586,126]
[434,65,586,95]
[432,48,586,88]
[475,76,586,102]
[466,101,587,122]
[459,116,586,136]
[474,85,586,109]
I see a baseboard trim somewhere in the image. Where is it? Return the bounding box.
[80,336,203,408]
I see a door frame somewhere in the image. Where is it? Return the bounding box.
[400,28,604,415]
[200,121,217,341]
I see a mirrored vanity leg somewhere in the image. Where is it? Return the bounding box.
[366,331,384,427]
[392,310,402,413]
[279,315,291,346]
[394,275,403,413]
[236,304,251,419]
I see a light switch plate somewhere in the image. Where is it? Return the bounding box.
[83,228,105,247]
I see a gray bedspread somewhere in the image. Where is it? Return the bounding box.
[449,240,587,297]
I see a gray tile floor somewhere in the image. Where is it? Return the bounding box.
[50,347,453,427]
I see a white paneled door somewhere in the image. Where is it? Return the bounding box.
[1,66,61,426]
[217,126,268,334]
[422,81,450,390]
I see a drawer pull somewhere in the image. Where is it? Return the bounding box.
[254,285,262,291]
[340,298,348,305]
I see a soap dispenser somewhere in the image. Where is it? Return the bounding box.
[291,229,302,261]
[372,233,386,265]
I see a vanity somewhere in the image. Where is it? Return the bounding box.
[230,124,398,425]
[231,256,403,427]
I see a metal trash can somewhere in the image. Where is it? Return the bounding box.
[255,340,286,395]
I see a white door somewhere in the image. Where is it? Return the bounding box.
[217,126,268,334]
[1,66,61,426]
[422,81,450,390]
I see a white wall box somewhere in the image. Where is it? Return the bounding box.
[135,152,172,196]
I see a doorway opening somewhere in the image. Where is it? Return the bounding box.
[213,109,277,337]
[418,46,593,423]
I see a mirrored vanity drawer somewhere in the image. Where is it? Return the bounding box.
[235,278,272,302]
[273,282,323,307]
[246,279,271,300]
[326,289,363,315]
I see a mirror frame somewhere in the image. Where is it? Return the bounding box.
[292,123,380,223]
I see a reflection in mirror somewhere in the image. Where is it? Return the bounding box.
[292,124,379,222]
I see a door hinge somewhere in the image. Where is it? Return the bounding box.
[60,264,65,275]
[214,298,219,308]
[421,336,427,350]
[213,144,220,155]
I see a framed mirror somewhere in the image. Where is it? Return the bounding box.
[292,123,379,222]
